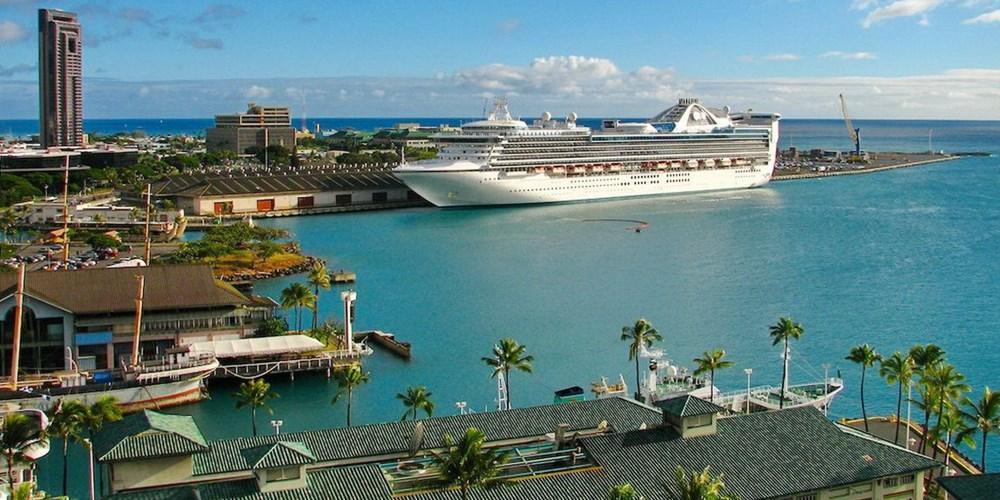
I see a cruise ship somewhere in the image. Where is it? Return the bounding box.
[394,98,781,207]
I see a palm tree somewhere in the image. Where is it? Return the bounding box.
[0,413,42,486]
[672,466,735,500]
[846,344,881,432]
[396,385,434,421]
[956,386,1000,472]
[47,400,88,495]
[924,363,970,456]
[333,364,370,427]
[431,427,510,500]
[233,378,279,436]
[879,352,913,444]
[908,343,945,376]
[934,408,974,477]
[306,261,332,330]
[768,317,804,409]
[608,483,642,500]
[692,349,734,403]
[482,338,534,410]
[621,319,662,400]
[84,396,122,496]
[280,282,316,332]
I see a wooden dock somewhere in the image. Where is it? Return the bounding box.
[353,330,411,359]
[331,270,356,283]
[208,348,373,380]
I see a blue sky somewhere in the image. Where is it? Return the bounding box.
[1,0,998,118]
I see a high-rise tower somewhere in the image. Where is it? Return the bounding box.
[38,9,82,148]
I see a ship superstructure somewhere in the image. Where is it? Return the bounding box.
[394,98,781,206]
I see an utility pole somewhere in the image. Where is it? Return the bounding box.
[61,154,71,264]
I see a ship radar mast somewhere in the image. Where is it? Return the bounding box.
[487,97,513,121]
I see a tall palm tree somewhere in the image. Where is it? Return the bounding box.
[482,338,533,410]
[692,349,734,403]
[879,351,913,444]
[0,413,42,486]
[846,344,881,432]
[672,466,735,500]
[933,408,974,477]
[620,319,662,400]
[768,317,804,409]
[47,400,88,495]
[956,386,1000,472]
[306,261,331,330]
[431,427,510,500]
[396,385,435,421]
[608,483,642,500]
[333,364,370,427]
[908,343,945,376]
[233,378,279,436]
[280,282,316,332]
[924,363,970,456]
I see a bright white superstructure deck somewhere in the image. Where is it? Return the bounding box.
[394,98,781,207]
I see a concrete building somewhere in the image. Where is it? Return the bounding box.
[150,166,419,216]
[206,104,295,154]
[0,149,82,171]
[38,9,83,148]
[0,265,275,374]
[21,196,184,227]
[97,396,940,498]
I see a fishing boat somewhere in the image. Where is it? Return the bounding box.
[0,264,218,413]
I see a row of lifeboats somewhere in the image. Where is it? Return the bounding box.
[527,158,754,176]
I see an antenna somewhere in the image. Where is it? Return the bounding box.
[496,371,508,411]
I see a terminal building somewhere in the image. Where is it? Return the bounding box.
[96,396,940,498]
[206,104,296,154]
[150,166,420,216]
[0,265,276,374]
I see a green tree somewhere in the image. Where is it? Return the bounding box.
[768,317,804,409]
[910,344,946,451]
[255,317,288,337]
[332,364,370,427]
[621,319,662,400]
[672,466,736,500]
[933,408,974,477]
[955,386,1000,472]
[47,400,88,495]
[846,344,881,432]
[233,378,279,437]
[481,338,534,410]
[692,349,734,403]
[924,363,970,459]
[879,352,914,444]
[396,385,435,421]
[0,412,43,486]
[84,396,122,495]
[306,261,332,330]
[86,233,121,250]
[431,427,510,500]
[608,483,643,500]
[280,282,316,332]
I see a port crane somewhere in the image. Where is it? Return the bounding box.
[838,94,861,158]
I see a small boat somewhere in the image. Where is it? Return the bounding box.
[553,386,585,404]
[332,270,356,283]
[591,374,629,399]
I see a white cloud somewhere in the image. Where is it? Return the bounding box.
[0,20,28,44]
[861,0,945,27]
[764,53,801,61]
[963,8,1000,22]
[244,85,272,99]
[821,51,878,60]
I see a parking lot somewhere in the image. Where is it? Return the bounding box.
[3,241,181,271]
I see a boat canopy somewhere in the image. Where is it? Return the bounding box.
[189,335,324,359]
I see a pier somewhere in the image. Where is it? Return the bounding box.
[772,152,968,182]
[190,335,374,380]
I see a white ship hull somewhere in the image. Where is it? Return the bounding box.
[396,161,774,207]
[2,378,208,413]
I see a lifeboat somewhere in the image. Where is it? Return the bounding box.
[609,164,622,172]
[704,159,716,168]
[656,162,668,170]
[720,158,732,167]
[552,167,566,175]
[686,160,699,169]
[571,166,586,174]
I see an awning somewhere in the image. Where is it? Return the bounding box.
[189,335,324,359]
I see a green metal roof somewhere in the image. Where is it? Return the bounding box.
[239,441,316,470]
[654,395,724,418]
[94,410,209,462]
[937,473,1000,500]
[192,397,660,475]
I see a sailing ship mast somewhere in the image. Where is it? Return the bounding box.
[130,274,145,368]
[8,263,26,389]
[61,154,71,264]
[143,183,152,264]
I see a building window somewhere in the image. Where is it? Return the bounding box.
[68,37,77,53]
[372,192,388,203]
[265,466,300,482]
[335,194,352,206]
[296,196,314,208]
[256,199,275,212]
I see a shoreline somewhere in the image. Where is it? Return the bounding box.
[771,155,962,182]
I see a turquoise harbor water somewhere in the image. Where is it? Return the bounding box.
[36,120,1000,497]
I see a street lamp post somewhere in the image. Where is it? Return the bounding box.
[83,438,95,500]
[822,363,832,416]
[271,419,284,435]
[743,368,753,414]
[455,401,467,415]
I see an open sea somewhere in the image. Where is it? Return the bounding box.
[34,119,1000,497]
